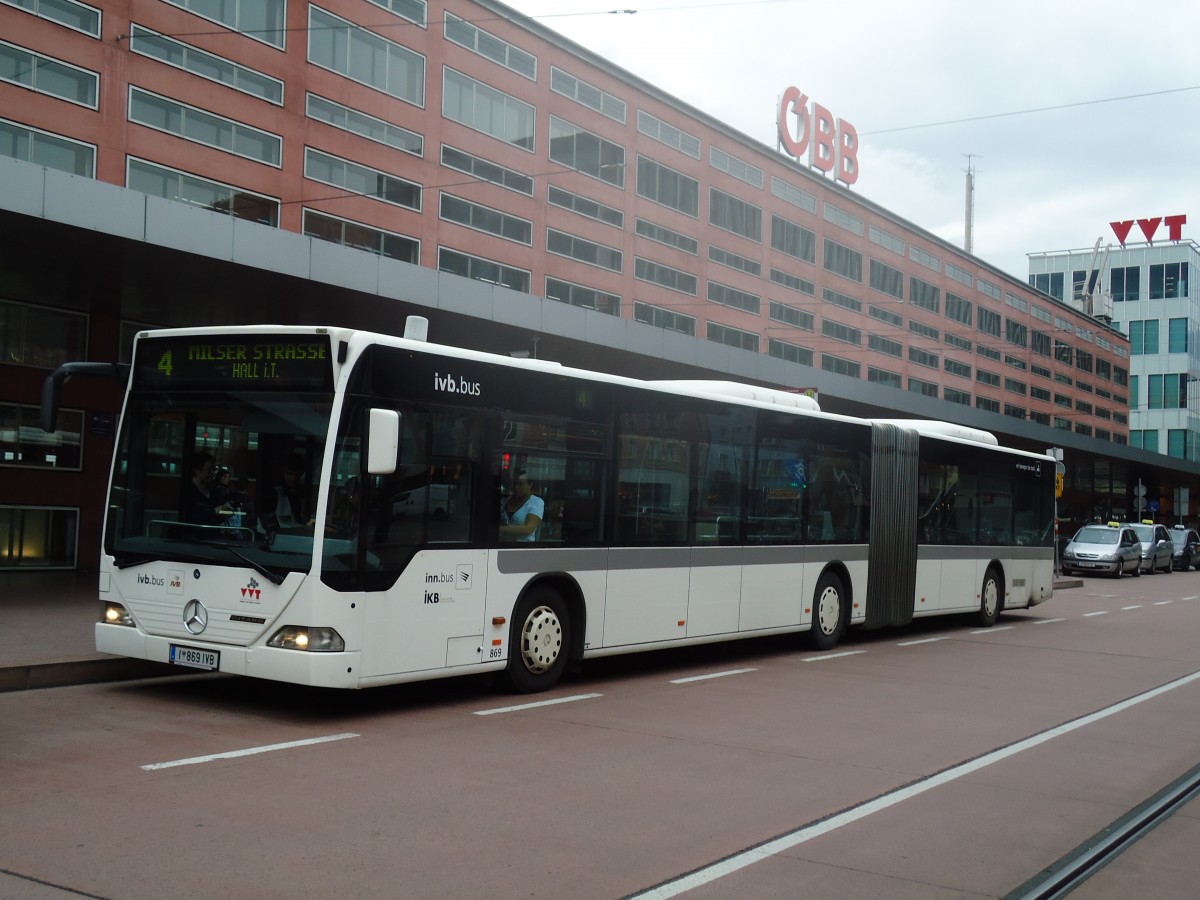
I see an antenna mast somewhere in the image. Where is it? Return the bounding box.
[963,154,978,254]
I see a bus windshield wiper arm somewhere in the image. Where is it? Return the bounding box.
[113,554,158,569]
[198,541,286,585]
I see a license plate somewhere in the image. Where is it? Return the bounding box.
[170,645,219,670]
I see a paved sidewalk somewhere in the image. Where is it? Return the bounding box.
[0,571,167,691]
[0,570,1082,692]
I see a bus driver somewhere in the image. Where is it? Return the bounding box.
[500,471,543,542]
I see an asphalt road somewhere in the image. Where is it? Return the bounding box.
[2,573,1199,899]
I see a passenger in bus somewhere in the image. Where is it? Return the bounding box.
[264,454,310,533]
[183,451,222,525]
[328,476,361,534]
[499,471,543,542]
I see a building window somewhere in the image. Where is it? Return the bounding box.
[1150,262,1188,299]
[770,339,814,366]
[634,257,696,295]
[707,322,758,352]
[908,246,940,272]
[545,277,620,316]
[909,377,938,398]
[944,359,971,378]
[1004,377,1027,396]
[547,229,622,272]
[823,239,862,282]
[634,301,695,335]
[909,347,939,370]
[636,110,700,158]
[821,354,860,378]
[165,0,284,47]
[550,66,625,122]
[1,403,82,469]
[1005,319,1028,348]
[1075,349,1094,374]
[548,185,622,227]
[771,269,815,296]
[437,247,530,292]
[310,7,424,104]
[0,117,94,176]
[946,263,974,288]
[770,176,817,213]
[869,334,902,359]
[946,292,972,326]
[770,215,816,263]
[1031,330,1051,357]
[636,156,699,217]
[3,0,100,36]
[1030,272,1064,299]
[945,333,972,352]
[1111,266,1140,302]
[822,320,861,346]
[442,67,531,150]
[709,146,763,188]
[709,188,762,242]
[868,224,904,256]
[127,157,278,224]
[440,194,531,244]
[443,145,530,195]
[364,0,427,27]
[0,40,98,107]
[303,209,419,263]
[1128,320,1159,355]
[309,94,423,155]
[1168,429,1189,460]
[977,307,1001,338]
[869,259,904,300]
[869,305,903,328]
[868,368,901,388]
[978,277,1001,300]
[635,218,696,254]
[945,388,971,406]
[822,202,863,236]
[708,245,760,277]
[129,88,281,165]
[1169,317,1188,353]
[304,148,420,210]
[977,370,1000,388]
[444,12,535,79]
[976,397,1000,413]
[0,505,78,568]
[132,26,283,104]
[1004,404,1026,421]
[708,282,759,314]
[823,288,861,313]
[769,300,814,331]
[910,277,940,313]
[548,115,624,187]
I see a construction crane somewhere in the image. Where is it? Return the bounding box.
[1081,238,1113,321]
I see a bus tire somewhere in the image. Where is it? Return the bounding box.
[505,587,570,693]
[807,571,847,651]
[977,567,1003,627]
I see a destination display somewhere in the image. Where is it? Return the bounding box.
[133,334,334,390]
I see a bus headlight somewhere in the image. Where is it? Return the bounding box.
[267,626,345,652]
[102,602,134,627]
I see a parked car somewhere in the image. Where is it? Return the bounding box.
[1124,522,1174,574]
[1170,526,1200,570]
[1061,523,1142,578]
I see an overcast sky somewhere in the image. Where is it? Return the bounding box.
[502,0,1200,281]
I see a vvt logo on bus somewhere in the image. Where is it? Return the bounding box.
[433,372,481,396]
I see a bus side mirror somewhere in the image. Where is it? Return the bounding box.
[367,409,400,475]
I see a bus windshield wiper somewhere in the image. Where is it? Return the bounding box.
[197,541,286,585]
[113,554,158,569]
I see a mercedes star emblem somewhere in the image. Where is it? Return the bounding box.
[183,599,209,635]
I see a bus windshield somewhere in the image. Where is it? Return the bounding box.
[105,389,335,578]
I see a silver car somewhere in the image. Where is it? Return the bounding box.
[1061,524,1141,578]
[1124,522,1174,574]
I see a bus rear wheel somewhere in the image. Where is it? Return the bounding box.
[505,587,570,693]
[977,567,1003,627]
[807,572,847,651]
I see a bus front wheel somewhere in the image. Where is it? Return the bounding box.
[977,567,1003,627]
[807,572,847,651]
[505,587,570,693]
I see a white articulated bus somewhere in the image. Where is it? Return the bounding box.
[44,321,1054,691]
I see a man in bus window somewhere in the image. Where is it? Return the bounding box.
[265,454,309,533]
[500,471,543,542]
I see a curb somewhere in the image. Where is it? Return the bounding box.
[0,658,173,693]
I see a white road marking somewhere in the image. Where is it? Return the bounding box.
[141,733,359,770]
[897,637,947,647]
[969,625,1015,635]
[474,693,602,716]
[1183,596,1199,601]
[1032,618,1065,625]
[631,670,1200,899]
[1122,605,1143,610]
[671,668,757,684]
[801,650,866,663]
[1155,600,1174,606]
[1083,611,1109,617]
